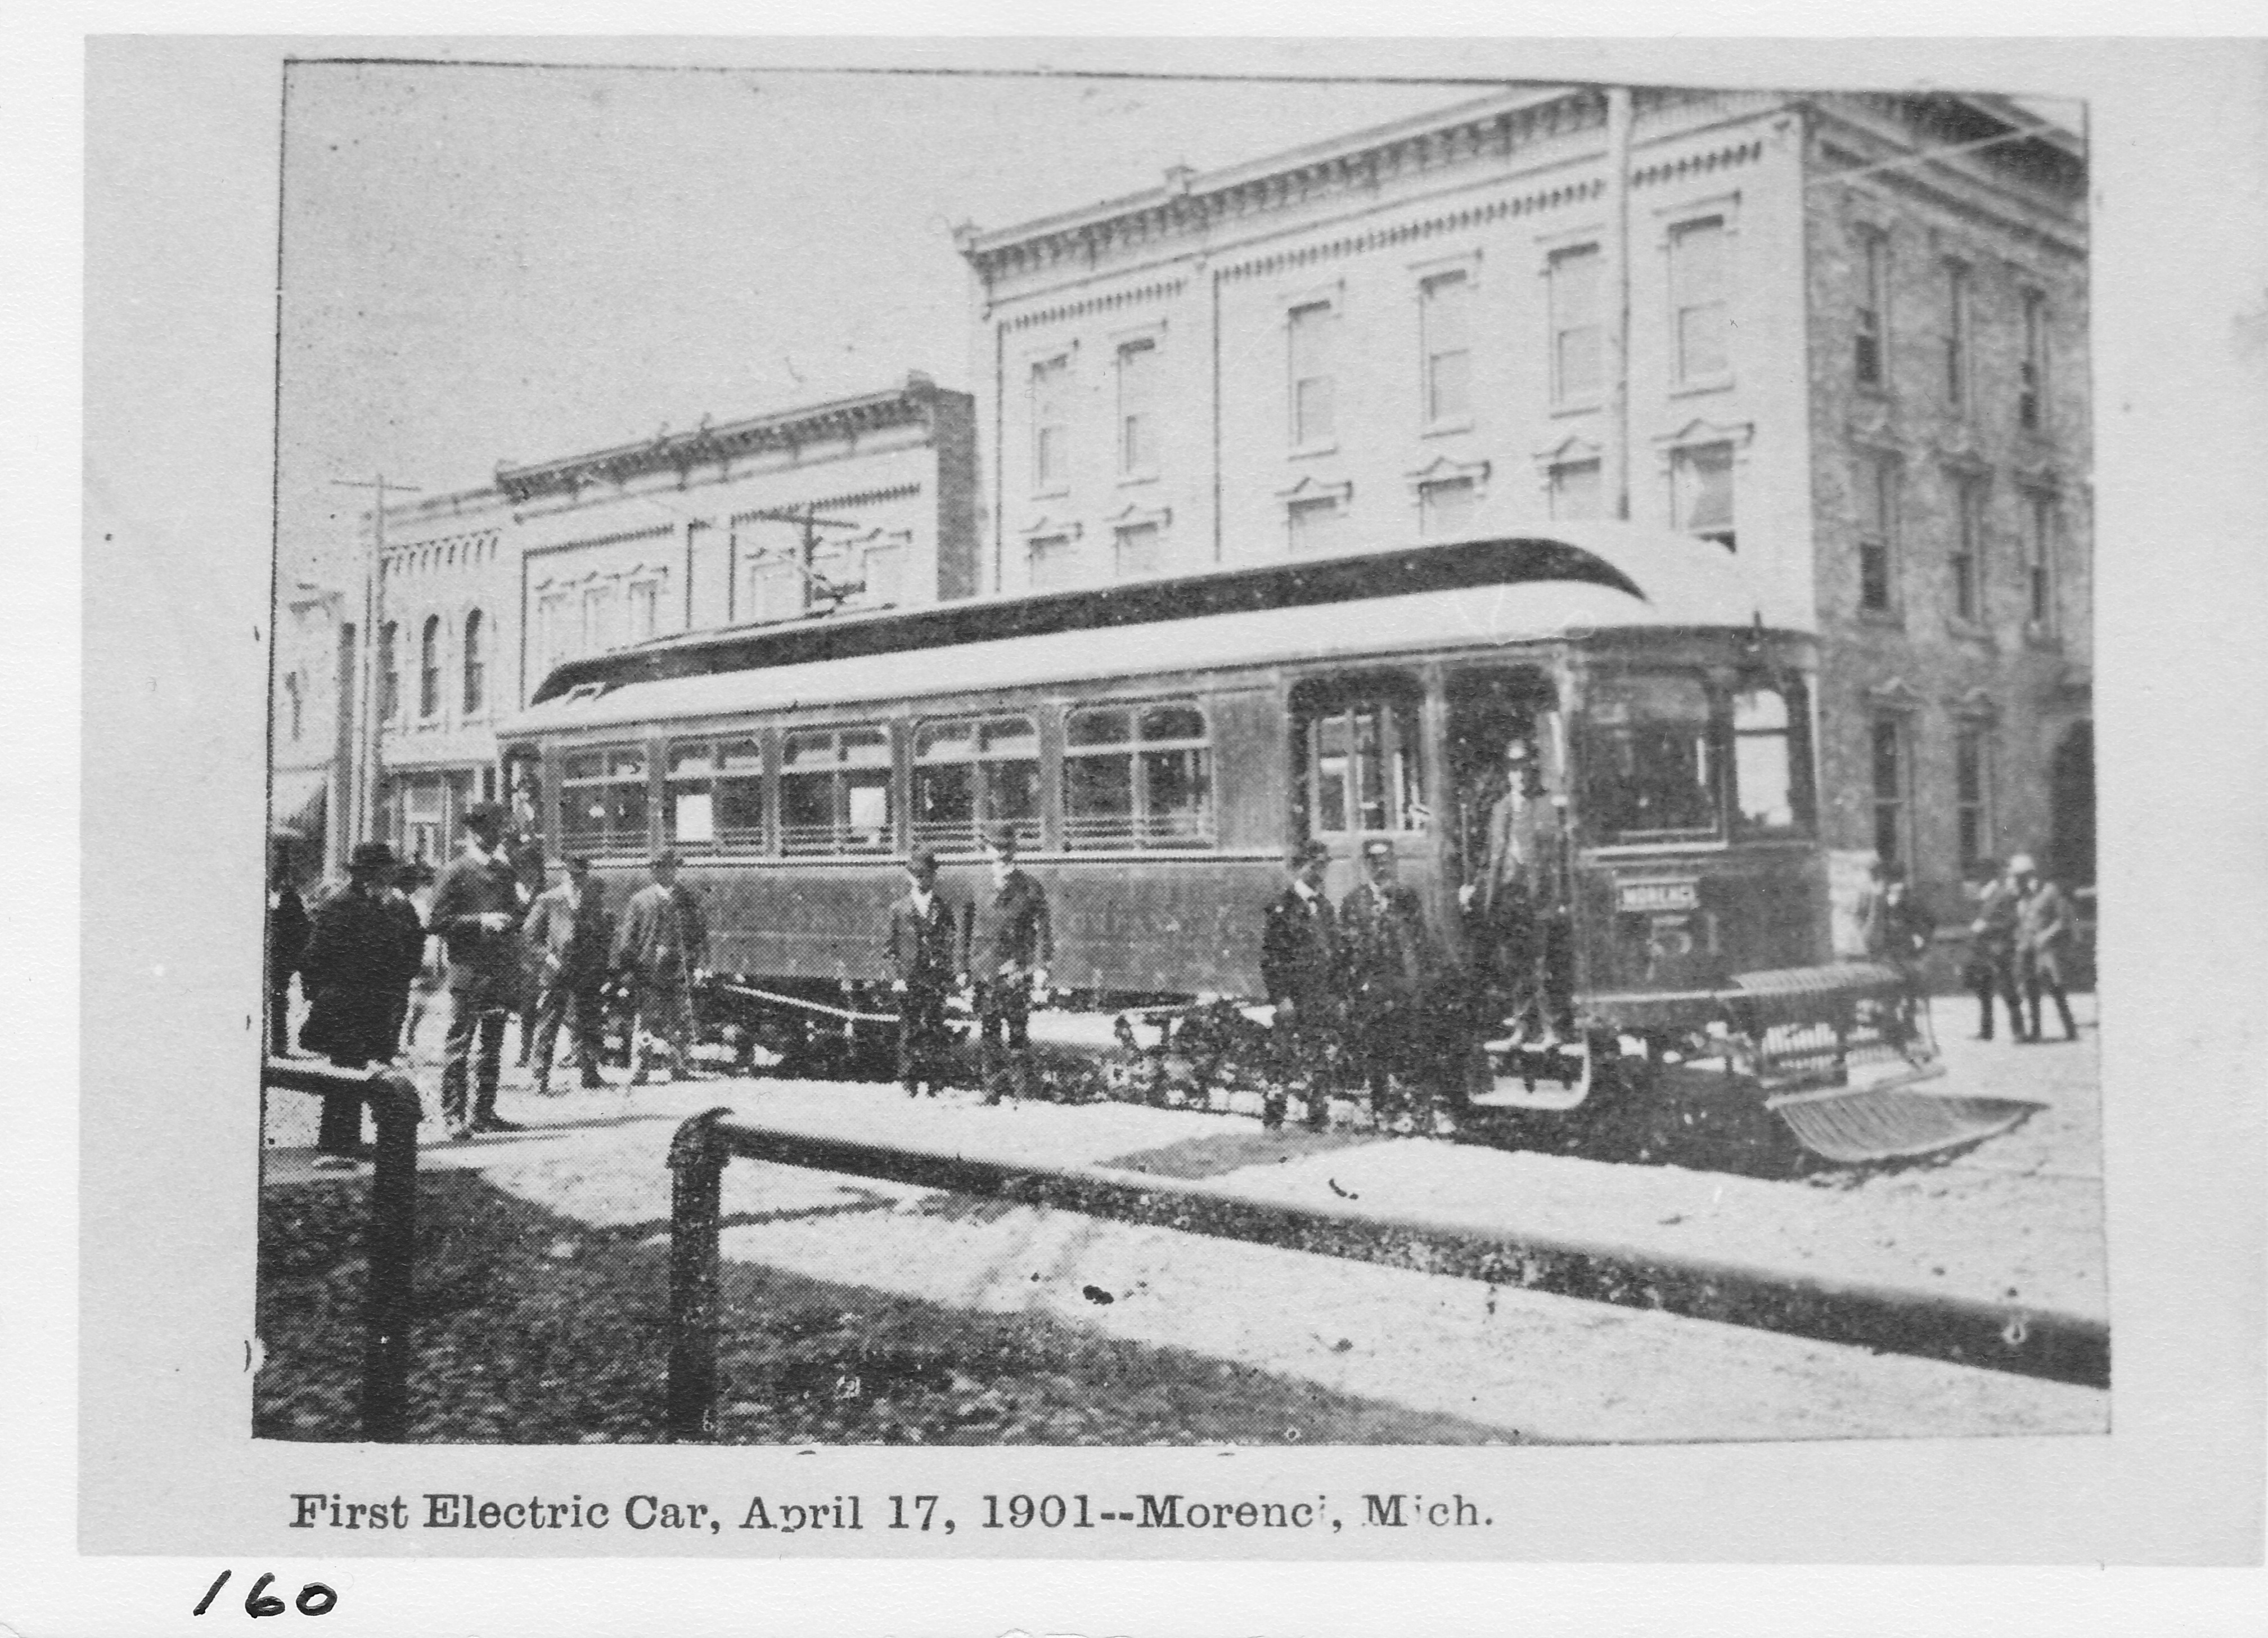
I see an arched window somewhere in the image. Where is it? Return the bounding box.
[419,615,442,719]
[377,621,400,721]
[462,609,485,717]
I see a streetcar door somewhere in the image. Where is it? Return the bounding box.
[1442,664,1565,890]
[1288,672,1439,914]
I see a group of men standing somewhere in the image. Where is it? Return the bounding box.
[885,824,1053,1102]
[1963,853,2081,1045]
[271,802,716,1158]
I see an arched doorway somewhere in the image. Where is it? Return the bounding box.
[2047,721,2094,888]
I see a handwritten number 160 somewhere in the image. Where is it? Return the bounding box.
[193,1570,337,1617]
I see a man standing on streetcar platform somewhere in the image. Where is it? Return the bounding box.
[613,849,709,1086]
[1460,735,1562,1041]
[1340,835,1448,1133]
[1260,838,1341,1131]
[430,802,526,1140]
[965,821,1050,1104]
[886,843,961,1097]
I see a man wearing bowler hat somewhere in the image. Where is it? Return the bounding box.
[298,840,426,1163]
[885,843,962,1097]
[613,849,709,1085]
[431,802,526,1138]
[1261,838,1342,1131]
[1339,834,1447,1131]
[964,821,1051,1103]
[523,855,613,1094]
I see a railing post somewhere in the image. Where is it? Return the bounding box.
[360,1069,423,1442]
[666,1108,732,1443]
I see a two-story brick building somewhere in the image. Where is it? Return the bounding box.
[343,375,977,868]
[955,85,2090,926]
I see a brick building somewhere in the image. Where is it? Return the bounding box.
[956,86,2090,926]
[330,375,976,870]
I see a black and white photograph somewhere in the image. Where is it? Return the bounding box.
[250,51,2112,1452]
[51,25,2268,1617]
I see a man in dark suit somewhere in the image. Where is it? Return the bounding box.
[885,843,962,1097]
[523,855,613,1094]
[299,841,426,1164]
[612,850,710,1086]
[964,822,1051,1104]
[267,837,310,1056]
[1260,838,1340,1131]
[1339,835,1445,1131]
[430,802,526,1138]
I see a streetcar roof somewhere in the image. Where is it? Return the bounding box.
[508,523,1784,737]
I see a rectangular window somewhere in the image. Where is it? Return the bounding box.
[1064,701,1214,849]
[1951,478,1984,623]
[666,738,766,852]
[1286,494,1344,555]
[627,579,659,644]
[1114,521,1164,579]
[1870,716,1908,867]
[1671,217,1730,382]
[1955,724,1993,870]
[1288,301,1336,447]
[560,747,650,855]
[1580,670,1720,843]
[1549,459,1602,521]
[1673,443,1736,550]
[746,554,802,624]
[1945,260,1972,412]
[860,540,906,606]
[1027,533,1079,591]
[580,584,615,655]
[379,622,402,721]
[1731,685,1805,836]
[1030,355,1070,492]
[1419,476,1477,537]
[912,715,1041,850]
[2019,289,2048,433]
[1117,338,1157,475]
[1420,270,1473,426]
[779,726,893,855]
[1549,245,1603,404]
[1857,455,1897,613]
[1297,695,1426,836]
[1856,231,1888,389]
[2024,492,2058,632]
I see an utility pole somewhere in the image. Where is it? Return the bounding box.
[740,505,867,611]
[330,474,423,848]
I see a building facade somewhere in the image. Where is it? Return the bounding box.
[956,86,2091,925]
[338,375,976,868]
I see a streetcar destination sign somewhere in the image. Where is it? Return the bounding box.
[1617,877,1700,914]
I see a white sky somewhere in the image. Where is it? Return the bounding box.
[277,60,1472,584]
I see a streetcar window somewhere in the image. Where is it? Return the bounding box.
[1295,691,1425,837]
[665,737,766,851]
[1580,673,1718,843]
[913,714,1041,850]
[559,746,650,855]
[1063,701,1214,849]
[1731,687,1798,836]
[781,726,894,854]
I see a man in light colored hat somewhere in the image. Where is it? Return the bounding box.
[431,802,526,1138]
[612,849,709,1084]
[1260,837,1341,1131]
[1964,856,2028,1042]
[523,855,613,1094]
[885,842,962,1097]
[964,821,1051,1103]
[2011,854,2080,1044]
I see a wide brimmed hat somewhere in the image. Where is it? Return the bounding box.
[1286,838,1333,867]
[462,801,508,834]
[982,822,1019,854]
[350,840,397,872]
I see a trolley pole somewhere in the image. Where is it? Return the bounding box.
[331,475,422,847]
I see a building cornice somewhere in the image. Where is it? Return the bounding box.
[959,87,1604,286]
[493,375,948,505]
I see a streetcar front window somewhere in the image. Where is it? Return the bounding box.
[1731,686,1801,836]
[1064,701,1214,849]
[1580,672,1718,843]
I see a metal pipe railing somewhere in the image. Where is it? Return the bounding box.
[263,1059,424,1441]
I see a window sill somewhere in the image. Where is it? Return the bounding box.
[2023,625,2064,652]
[1945,617,1995,646]
[1421,418,1477,439]
[1028,487,1071,503]
[1116,470,1161,489]
[1670,376,1735,400]
[1287,441,1340,461]
[1549,399,1604,420]
[1856,608,1904,630]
